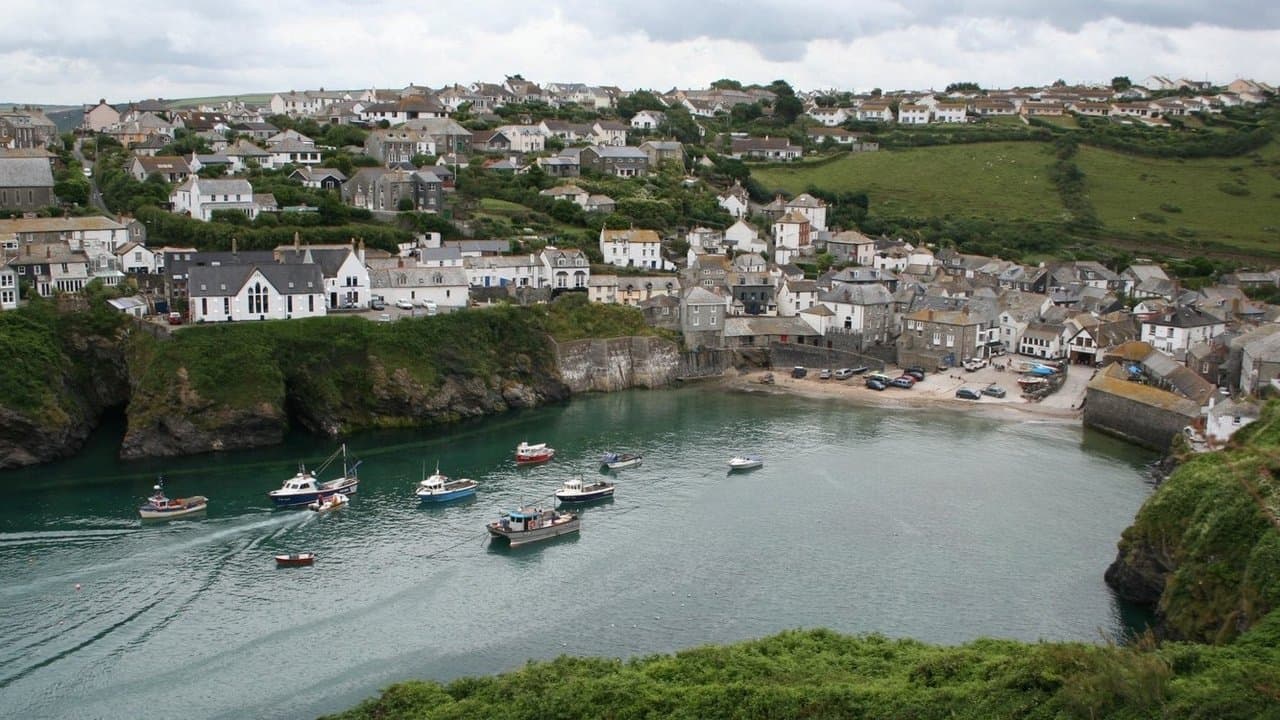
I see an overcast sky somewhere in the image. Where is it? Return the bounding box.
[5,1,1277,105]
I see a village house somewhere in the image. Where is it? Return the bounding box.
[1019,321,1070,359]
[615,275,680,306]
[725,219,765,254]
[264,136,322,169]
[129,155,190,183]
[223,139,270,173]
[856,101,894,122]
[275,242,371,310]
[170,177,258,221]
[682,287,726,349]
[771,211,811,266]
[729,136,802,161]
[0,108,58,149]
[291,167,348,191]
[897,104,931,124]
[188,263,326,322]
[897,307,989,369]
[540,247,590,291]
[638,140,684,167]
[806,107,849,126]
[783,193,828,231]
[465,253,544,289]
[775,275,818,317]
[115,241,160,274]
[367,264,469,310]
[580,146,649,177]
[364,128,436,166]
[599,228,673,270]
[1140,305,1228,362]
[342,168,443,213]
[629,110,666,130]
[591,121,628,146]
[825,230,876,266]
[933,102,968,123]
[5,241,91,297]
[82,99,120,132]
[818,283,894,349]
[358,94,449,125]
[587,274,619,304]
[717,181,750,218]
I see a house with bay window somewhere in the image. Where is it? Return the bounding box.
[187,263,326,323]
[0,265,19,310]
[539,247,590,290]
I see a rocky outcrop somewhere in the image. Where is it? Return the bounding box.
[555,336,680,393]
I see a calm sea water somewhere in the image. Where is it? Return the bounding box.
[0,386,1155,719]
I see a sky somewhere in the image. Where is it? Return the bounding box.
[4,0,1278,106]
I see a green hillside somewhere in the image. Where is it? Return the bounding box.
[751,139,1280,260]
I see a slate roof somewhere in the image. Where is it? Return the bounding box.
[0,157,54,188]
[276,246,356,278]
[188,263,324,297]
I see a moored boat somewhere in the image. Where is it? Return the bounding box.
[515,441,556,465]
[307,493,349,513]
[554,477,615,503]
[138,479,208,521]
[600,451,642,470]
[487,507,579,547]
[268,444,361,507]
[275,553,315,567]
[415,462,478,503]
[727,454,764,471]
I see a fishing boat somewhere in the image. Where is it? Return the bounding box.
[267,444,361,507]
[554,477,615,503]
[1017,375,1049,391]
[307,493,349,513]
[138,479,208,521]
[514,441,556,465]
[600,451,642,470]
[415,462,478,503]
[487,507,580,547]
[275,553,315,567]
[727,454,764,471]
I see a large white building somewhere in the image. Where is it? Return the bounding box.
[275,244,371,310]
[599,228,674,271]
[1140,305,1227,360]
[540,247,590,290]
[188,264,326,322]
[171,177,258,222]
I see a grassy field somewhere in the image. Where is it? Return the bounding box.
[752,142,1064,223]
[1077,143,1280,253]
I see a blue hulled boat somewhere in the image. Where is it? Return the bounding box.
[267,444,360,507]
[415,462,478,503]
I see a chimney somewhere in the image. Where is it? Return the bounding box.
[358,238,366,264]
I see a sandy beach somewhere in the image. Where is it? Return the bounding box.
[719,362,1089,425]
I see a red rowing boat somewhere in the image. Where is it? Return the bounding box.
[275,553,315,567]
[514,441,555,465]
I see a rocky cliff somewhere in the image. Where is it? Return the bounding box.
[1105,404,1280,642]
[554,336,681,393]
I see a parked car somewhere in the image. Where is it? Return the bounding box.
[963,358,989,372]
[865,378,887,391]
[850,365,870,375]
[955,387,982,400]
[819,368,832,380]
[370,296,386,311]
[395,298,414,310]
[866,373,893,386]
[905,366,927,376]
[982,384,1007,398]
[904,369,926,382]
[833,368,855,380]
[166,311,183,325]
[791,366,807,379]
[422,300,438,316]
[890,376,916,389]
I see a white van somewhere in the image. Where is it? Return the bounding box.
[423,300,438,316]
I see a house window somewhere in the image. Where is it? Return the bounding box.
[308,295,314,312]
[201,298,207,315]
[287,295,293,313]
[224,298,230,314]
[248,281,269,314]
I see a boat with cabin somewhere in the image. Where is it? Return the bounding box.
[554,477,615,503]
[275,553,315,567]
[515,441,556,465]
[487,507,580,547]
[600,451,642,470]
[267,444,361,508]
[307,493,349,513]
[138,479,208,521]
[415,462,478,503]
[727,454,764,471]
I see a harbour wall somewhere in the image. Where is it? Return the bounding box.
[1083,386,1197,451]
[554,336,684,393]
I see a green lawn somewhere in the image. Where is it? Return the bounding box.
[1078,143,1280,253]
[752,142,1065,223]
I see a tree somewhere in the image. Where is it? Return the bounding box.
[1111,76,1133,92]
[1052,79,1067,87]
[397,197,414,212]
[660,106,703,145]
[766,80,803,125]
[944,82,982,93]
[711,79,743,90]
[615,90,666,120]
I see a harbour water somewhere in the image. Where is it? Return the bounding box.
[0,387,1155,719]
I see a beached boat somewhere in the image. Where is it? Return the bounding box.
[727,454,764,471]
[267,444,361,507]
[1017,375,1049,391]
[487,507,580,547]
[600,451,642,470]
[415,462,478,503]
[138,479,207,521]
[554,477,615,503]
[307,493,349,513]
[275,553,315,567]
[515,441,556,465]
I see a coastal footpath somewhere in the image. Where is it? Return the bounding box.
[0,295,676,468]
[328,404,1280,719]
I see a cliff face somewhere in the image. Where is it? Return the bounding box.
[554,336,681,393]
[1105,406,1280,642]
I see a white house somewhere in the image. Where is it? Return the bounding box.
[599,228,674,271]
[784,193,827,232]
[775,276,818,317]
[495,125,547,154]
[771,211,811,265]
[725,219,766,254]
[265,137,322,169]
[630,110,666,130]
[717,182,750,219]
[0,265,18,310]
[465,254,544,288]
[591,121,628,147]
[898,104,931,124]
[368,264,468,310]
[540,247,590,290]
[115,241,160,274]
[588,274,618,304]
[170,177,258,221]
[1140,305,1227,360]
[188,264,327,323]
[806,107,848,126]
[933,103,968,123]
[276,244,371,309]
